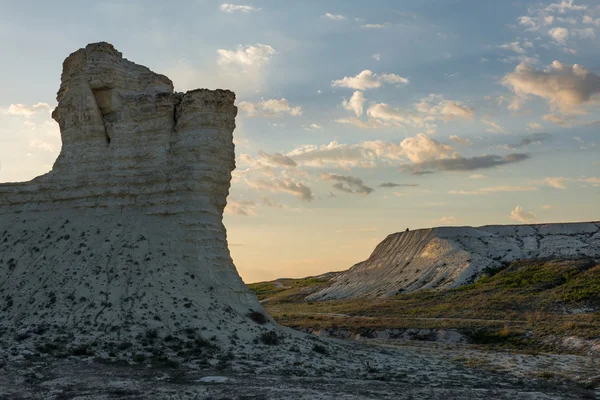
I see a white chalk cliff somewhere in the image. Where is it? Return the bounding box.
[308,223,600,300]
[0,43,270,356]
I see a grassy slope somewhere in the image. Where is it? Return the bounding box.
[248,259,600,352]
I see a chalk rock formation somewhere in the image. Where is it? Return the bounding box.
[0,43,270,357]
[308,222,600,300]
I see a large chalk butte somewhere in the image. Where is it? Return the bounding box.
[0,43,270,357]
[309,223,600,300]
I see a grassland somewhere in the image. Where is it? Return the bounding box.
[248,258,600,354]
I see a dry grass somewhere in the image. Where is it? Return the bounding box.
[248,258,600,353]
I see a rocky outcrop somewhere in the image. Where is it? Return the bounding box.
[0,43,270,358]
[308,222,600,300]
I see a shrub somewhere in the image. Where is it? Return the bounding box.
[71,344,93,356]
[118,342,133,351]
[145,329,159,339]
[312,343,328,355]
[259,331,281,345]
[248,311,268,325]
[14,332,30,342]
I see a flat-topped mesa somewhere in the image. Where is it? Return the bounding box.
[308,222,600,301]
[0,43,270,360]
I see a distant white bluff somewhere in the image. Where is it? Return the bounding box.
[308,223,600,300]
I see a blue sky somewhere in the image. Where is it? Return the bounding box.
[1,0,599,282]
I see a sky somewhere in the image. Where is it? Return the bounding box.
[1,0,599,283]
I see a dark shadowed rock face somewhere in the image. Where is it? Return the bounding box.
[0,42,271,359]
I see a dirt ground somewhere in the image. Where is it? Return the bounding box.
[1,339,598,399]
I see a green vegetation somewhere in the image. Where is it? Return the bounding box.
[250,274,338,302]
[248,259,600,354]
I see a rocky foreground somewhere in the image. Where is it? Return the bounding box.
[2,339,599,399]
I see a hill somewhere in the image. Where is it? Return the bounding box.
[249,258,600,355]
[306,223,600,300]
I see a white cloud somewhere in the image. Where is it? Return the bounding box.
[469,174,487,179]
[239,98,302,117]
[342,91,366,117]
[542,204,553,209]
[576,176,600,186]
[517,0,588,45]
[480,186,538,193]
[497,41,539,64]
[498,41,530,54]
[583,15,600,26]
[334,116,381,129]
[379,73,409,85]
[532,176,600,188]
[285,141,368,168]
[543,113,576,126]
[482,118,507,133]
[394,134,454,163]
[449,135,473,146]
[361,24,386,29]
[518,16,542,30]
[539,177,568,189]
[501,61,600,114]
[323,13,345,20]
[545,1,587,14]
[219,3,260,13]
[519,1,587,30]
[527,122,543,130]
[496,95,525,111]
[304,123,323,131]
[572,27,596,39]
[450,186,538,195]
[331,70,408,90]
[217,43,276,68]
[0,103,52,118]
[225,199,258,216]
[437,101,474,120]
[246,134,528,176]
[165,43,277,94]
[372,53,381,61]
[510,206,538,223]
[284,134,452,169]
[415,94,474,120]
[332,70,380,90]
[548,27,570,44]
[366,103,427,128]
[247,178,313,201]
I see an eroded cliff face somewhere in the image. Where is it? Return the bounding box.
[0,43,270,357]
[308,223,600,300]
